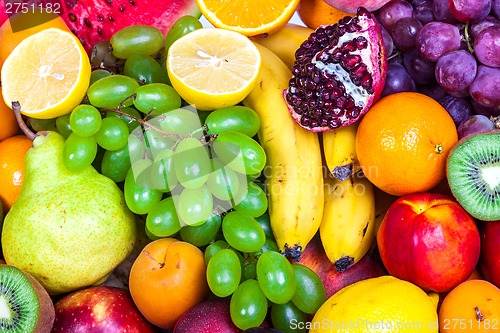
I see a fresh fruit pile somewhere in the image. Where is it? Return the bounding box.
[0,0,499,332]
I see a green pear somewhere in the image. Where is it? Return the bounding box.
[1,131,137,295]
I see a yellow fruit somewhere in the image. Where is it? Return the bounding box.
[1,28,91,119]
[166,28,261,111]
[310,275,439,333]
[196,0,300,37]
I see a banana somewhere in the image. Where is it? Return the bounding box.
[243,43,324,261]
[320,173,376,272]
[252,23,313,70]
[322,122,361,181]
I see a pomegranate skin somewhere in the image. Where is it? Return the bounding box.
[480,221,500,288]
[377,192,481,293]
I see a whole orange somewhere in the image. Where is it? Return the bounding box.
[297,0,352,29]
[356,92,458,196]
[0,87,19,141]
[439,279,500,332]
[0,135,33,213]
[128,238,209,329]
[0,11,69,70]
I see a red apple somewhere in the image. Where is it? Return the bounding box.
[377,193,481,293]
[298,235,387,299]
[52,286,157,333]
[480,220,500,288]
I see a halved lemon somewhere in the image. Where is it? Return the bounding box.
[197,0,301,37]
[1,28,91,119]
[166,28,261,111]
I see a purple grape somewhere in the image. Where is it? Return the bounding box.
[457,114,496,139]
[408,0,427,6]
[433,0,461,23]
[415,21,461,61]
[413,0,436,24]
[381,25,395,57]
[417,83,449,100]
[473,25,500,67]
[381,63,417,97]
[379,0,414,32]
[439,95,474,126]
[469,65,500,108]
[435,50,477,92]
[391,17,423,51]
[491,0,500,18]
[448,0,492,22]
[469,16,500,39]
[448,88,471,98]
[472,99,500,117]
[403,48,437,84]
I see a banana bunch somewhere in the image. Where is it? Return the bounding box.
[243,43,324,261]
[322,122,361,181]
[320,174,376,272]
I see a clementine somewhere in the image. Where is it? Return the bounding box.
[129,238,209,329]
[0,87,19,141]
[297,0,352,29]
[439,279,500,333]
[0,135,33,213]
[356,92,458,196]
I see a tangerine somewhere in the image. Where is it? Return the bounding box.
[356,92,458,196]
[0,135,33,213]
[0,87,19,141]
[439,279,500,333]
[297,0,352,29]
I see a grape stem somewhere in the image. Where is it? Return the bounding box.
[11,101,39,141]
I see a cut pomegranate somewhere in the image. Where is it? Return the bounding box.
[284,7,387,132]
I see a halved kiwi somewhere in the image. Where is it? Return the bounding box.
[0,265,55,333]
[447,130,500,221]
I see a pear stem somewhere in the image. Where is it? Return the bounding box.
[12,101,38,141]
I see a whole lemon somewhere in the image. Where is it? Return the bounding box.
[309,275,438,333]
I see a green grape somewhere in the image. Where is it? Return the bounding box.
[158,107,202,137]
[70,104,102,137]
[205,105,260,137]
[95,117,129,151]
[204,240,230,265]
[124,159,163,215]
[179,213,221,247]
[128,133,147,162]
[165,15,203,52]
[213,131,266,175]
[87,74,139,109]
[133,83,182,115]
[291,264,326,315]
[206,158,241,201]
[256,251,296,305]
[149,148,178,192]
[92,146,106,174]
[230,279,268,330]
[145,196,181,238]
[106,106,141,132]
[143,129,176,159]
[254,237,279,256]
[55,113,72,139]
[255,212,274,240]
[145,224,162,241]
[177,185,213,226]
[222,211,265,253]
[174,137,211,189]
[271,301,307,333]
[30,117,56,132]
[100,145,131,183]
[206,248,241,298]
[62,133,98,172]
[110,25,164,59]
[235,181,268,217]
[89,69,112,86]
[124,53,168,84]
[243,260,257,280]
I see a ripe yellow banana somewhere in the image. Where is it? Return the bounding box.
[252,23,313,70]
[243,43,324,261]
[322,122,361,181]
[320,173,376,272]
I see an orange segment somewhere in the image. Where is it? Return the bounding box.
[1,28,91,119]
[196,0,300,36]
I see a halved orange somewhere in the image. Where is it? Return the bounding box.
[196,0,300,37]
[1,28,91,119]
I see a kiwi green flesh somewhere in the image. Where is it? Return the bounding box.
[447,131,500,221]
[0,265,54,333]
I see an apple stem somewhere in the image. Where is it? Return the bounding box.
[12,101,38,141]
